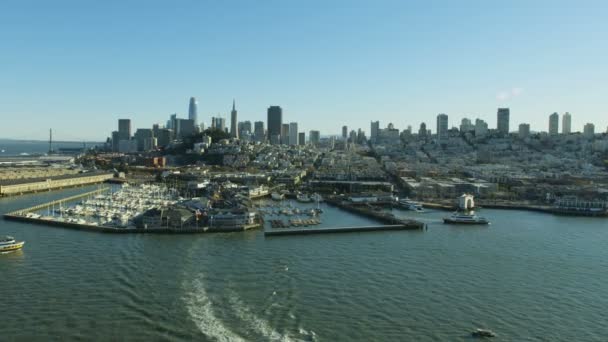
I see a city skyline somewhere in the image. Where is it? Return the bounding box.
[1,1,608,140]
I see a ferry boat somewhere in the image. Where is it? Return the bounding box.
[443,211,489,225]
[398,198,424,212]
[0,236,25,253]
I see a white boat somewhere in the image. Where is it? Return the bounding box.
[398,198,424,212]
[443,211,489,225]
[296,193,312,203]
[471,328,496,337]
[271,192,285,201]
[0,236,25,253]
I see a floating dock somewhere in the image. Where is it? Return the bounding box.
[265,224,423,236]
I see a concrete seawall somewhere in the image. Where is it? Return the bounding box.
[0,173,114,197]
[265,224,423,236]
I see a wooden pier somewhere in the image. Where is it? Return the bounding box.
[5,187,111,216]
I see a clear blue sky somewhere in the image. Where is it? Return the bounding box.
[1,0,607,140]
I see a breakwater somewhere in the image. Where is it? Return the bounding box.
[265,224,422,236]
[0,172,114,197]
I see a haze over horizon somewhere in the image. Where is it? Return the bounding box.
[1,0,607,140]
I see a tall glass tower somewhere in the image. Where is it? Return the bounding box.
[188,97,198,125]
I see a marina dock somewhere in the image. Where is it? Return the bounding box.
[265,224,423,236]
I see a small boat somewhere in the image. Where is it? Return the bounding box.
[443,211,489,225]
[471,328,496,338]
[310,193,324,202]
[399,198,424,212]
[0,236,25,253]
[296,193,312,203]
[271,192,284,201]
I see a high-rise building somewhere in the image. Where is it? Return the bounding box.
[230,100,238,139]
[118,119,131,141]
[298,132,305,146]
[111,131,120,152]
[583,123,595,138]
[562,112,571,134]
[460,118,474,133]
[281,124,290,145]
[239,120,252,137]
[289,122,298,145]
[134,128,154,151]
[370,121,380,142]
[549,112,559,135]
[254,121,265,142]
[342,125,348,139]
[309,130,320,145]
[418,122,427,138]
[497,108,510,135]
[349,130,357,142]
[175,119,195,138]
[475,119,488,137]
[436,113,448,140]
[188,97,198,125]
[267,106,282,144]
[156,128,174,147]
[211,117,226,131]
[518,123,530,139]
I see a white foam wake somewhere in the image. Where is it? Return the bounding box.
[183,277,246,342]
[227,288,316,342]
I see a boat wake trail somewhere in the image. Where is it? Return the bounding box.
[226,288,315,342]
[183,271,316,342]
[183,276,247,342]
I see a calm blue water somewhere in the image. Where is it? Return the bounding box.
[1,187,607,341]
[0,140,101,157]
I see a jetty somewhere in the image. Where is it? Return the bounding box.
[265,224,423,236]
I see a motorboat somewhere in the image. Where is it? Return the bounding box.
[471,328,496,338]
[443,211,489,225]
[296,193,312,203]
[0,236,25,253]
[398,198,424,212]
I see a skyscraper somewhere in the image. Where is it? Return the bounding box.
[342,125,348,139]
[475,119,488,137]
[436,113,448,140]
[497,108,510,135]
[230,100,238,139]
[418,122,427,138]
[267,106,282,144]
[583,123,595,138]
[281,124,290,145]
[188,97,198,125]
[562,112,571,134]
[254,121,265,142]
[298,132,305,146]
[518,123,530,139]
[118,119,131,141]
[289,122,298,145]
[549,112,559,135]
[309,130,320,145]
[370,121,380,142]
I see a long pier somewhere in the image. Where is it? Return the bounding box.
[264,224,423,236]
[5,187,111,216]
